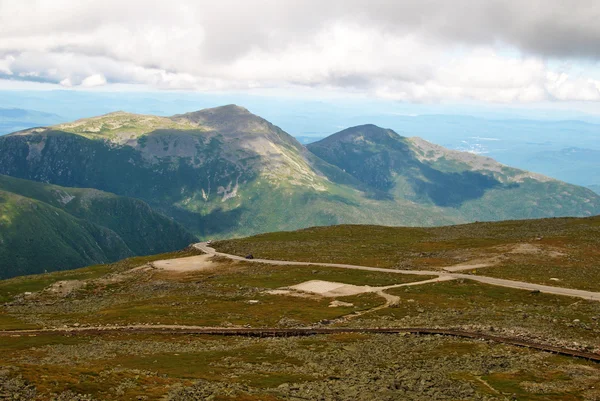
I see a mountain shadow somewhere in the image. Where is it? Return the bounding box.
[307,124,506,207]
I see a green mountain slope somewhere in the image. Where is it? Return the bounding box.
[0,175,196,278]
[0,107,459,237]
[0,106,597,242]
[308,125,600,220]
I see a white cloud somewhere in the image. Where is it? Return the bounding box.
[1,0,600,103]
[80,74,107,87]
[546,72,600,101]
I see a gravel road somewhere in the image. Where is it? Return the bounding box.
[195,243,600,301]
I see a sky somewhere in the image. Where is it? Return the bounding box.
[1,0,600,112]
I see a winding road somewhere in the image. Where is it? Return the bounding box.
[195,242,600,302]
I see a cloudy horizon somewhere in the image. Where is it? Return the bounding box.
[1,0,600,106]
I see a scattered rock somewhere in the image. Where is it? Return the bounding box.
[329,300,354,308]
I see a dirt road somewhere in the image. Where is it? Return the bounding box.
[195,243,600,301]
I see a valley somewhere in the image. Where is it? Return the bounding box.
[0,175,196,278]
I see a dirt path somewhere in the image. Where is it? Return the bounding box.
[269,276,455,322]
[195,243,600,302]
[442,262,494,272]
[329,291,400,323]
[276,276,455,298]
[380,275,456,290]
[151,254,215,272]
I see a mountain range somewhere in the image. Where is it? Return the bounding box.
[0,104,598,276]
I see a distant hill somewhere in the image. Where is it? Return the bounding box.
[522,147,600,189]
[0,175,196,278]
[589,185,600,195]
[0,105,597,242]
[308,124,600,220]
[320,114,600,190]
[0,108,63,136]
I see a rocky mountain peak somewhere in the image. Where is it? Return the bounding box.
[210,104,251,114]
[314,124,401,146]
[170,105,305,155]
[170,104,258,131]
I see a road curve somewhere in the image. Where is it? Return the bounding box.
[195,243,600,302]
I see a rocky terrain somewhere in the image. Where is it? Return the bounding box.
[6,333,599,401]
[1,216,600,400]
